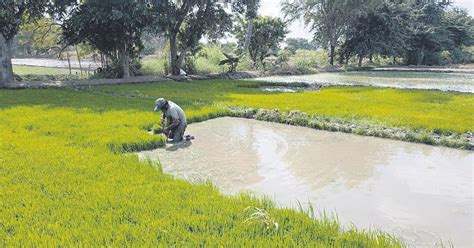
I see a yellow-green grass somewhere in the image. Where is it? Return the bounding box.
[0,88,401,246]
[13,65,79,75]
[90,80,474,133]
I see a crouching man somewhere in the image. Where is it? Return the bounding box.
[155,98,187,143]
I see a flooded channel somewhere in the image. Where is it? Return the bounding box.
[254,71,474,93]
[138,117,473,247]
[12,58,99,70]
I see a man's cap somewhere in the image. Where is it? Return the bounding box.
[155,98,168,111]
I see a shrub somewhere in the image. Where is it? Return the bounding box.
[292,49,328,73]
[142,57,169,76]
[194,57,224,74]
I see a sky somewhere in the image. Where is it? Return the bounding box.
[259,0,474,40]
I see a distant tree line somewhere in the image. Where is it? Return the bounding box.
[283,0,473,67]
[0,0,263,84]
[1,0,472,86]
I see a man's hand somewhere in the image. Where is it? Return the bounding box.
[163,128,171,139]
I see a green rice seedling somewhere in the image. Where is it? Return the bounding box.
[1,77,470,246]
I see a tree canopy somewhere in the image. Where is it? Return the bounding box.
[282,0,367,66]
[285,38,319,54]
[0,0,74,85]
[235,16,288,67]
[62,0,150,78]
[283,0,474,66]
[148,0,232,75]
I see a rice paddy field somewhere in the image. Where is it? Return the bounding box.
[1,79,473,246]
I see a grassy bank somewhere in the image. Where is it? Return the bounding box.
[13,65,78,75]
[0,86,403,246]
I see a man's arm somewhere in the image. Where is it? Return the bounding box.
[164,108,181,131]
[161,112,166,127]
[165,119,181,131]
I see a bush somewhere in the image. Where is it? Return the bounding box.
[437,51,453,65]
[236,54,255,71]
[93,59,142,79]
[194,57,224,74]
[292,49,327,73]
[142,57,169,76]
[463,46,474,63]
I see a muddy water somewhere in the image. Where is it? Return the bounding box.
[12,58,99,70]
[254,71,474,93]
[138,118,473,247]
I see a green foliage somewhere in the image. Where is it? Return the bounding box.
[276,50,291,65]
[293,49,328,72]
[0,85,405,246]
[341,2,410,65]
[197,44,226,66]
[142,44,227,76]
[148,0,232,75]
[285,38,319,54]
[282,0,366,65]
[235,16,288,67]
[463,46,474,62]
[219,53,240,73]
[142,58,169,76]
[283,0,473,66]
[0,0,68,41]
[62,0,150,78]
[236,54,255,71]
[16,18,63,56]
[0,0,75,85]
[232,0,261,19]
[440,8,474,64]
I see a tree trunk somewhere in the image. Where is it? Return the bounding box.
[418,48,424,66]
[369,54,373,63]
[169,33,180,76]
[0,35,14,87]
[358,55,363,68]
[67,52,72,75]
[120,44,130,79]
[243,19,254,53]
[176,47,190,74]
[393,56,396,65]
[329,45,335,66]
[75,46,83,75]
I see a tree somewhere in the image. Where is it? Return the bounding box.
[282,0,366,66]
[149,0,232,75]
[62,0,150,78]
[285,38,318,53]
[341,2,409,66]
[441,8,474,63]
[235,16,288,68]
[232,0,261,53]
[0,0,71,86]
[17,17,62,56]
[405,2,451,65]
